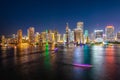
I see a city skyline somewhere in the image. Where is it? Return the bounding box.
[1,0,120,35]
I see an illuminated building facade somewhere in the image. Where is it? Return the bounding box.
[17,29,22,44]
[41,32,46,43]
[66,23,69,44]
[28,27,35,44]
[35,32,40,44]
[48,30,55,42]
[63,34,66,42]
[69,30,74,42]
[84,30,89,43]
[57,34,61,42]
[105,26,114,41]
[94,30,104,42]
[74,22,84,44]
[117,32,120,42]
[1,35,6,45]
[54,30,58,43]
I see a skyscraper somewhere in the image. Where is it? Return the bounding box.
[77,22,83,30]
[17,29,22,44]
[66,23,69,44]
[35,32,40,44]
[117,32,120,42]
[28,27,35,44]
[94,30,104,42]
[105,26,114,41]
[84,30,89,43]
[1,35,5,45]
[74,22,84,44]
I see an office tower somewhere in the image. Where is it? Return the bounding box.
[51,33,55,42]
[94,30,104,42]
[77,22,83,30]
[41,31,46,43]
[57,33,61,42]
[35,32,40,44]
[1,35,5,45]
[74,22,84,44]
[69,30,74,42]
[105,26,114,41]
[117,32,120,42]
[17,29,22,44]
[66,23,69,44]
[84,30,89,43]
[90,33,95,42]
[47,30,55,42]
[28,27,35,44]
[12,34,16,38]
[63,34,66,42]
[54,29,58,43]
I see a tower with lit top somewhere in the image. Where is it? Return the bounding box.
[105,26,114,42]
[17,29,22,44]
[66,23,69,46]
[28,27,35,45]
[74,22,84,44]
[1,35,5,46]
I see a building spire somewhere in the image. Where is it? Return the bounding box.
[66,22,69,27]
[66,22,69,31]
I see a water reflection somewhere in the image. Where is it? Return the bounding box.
[72,45,92,80]
[0,44,120,80]
[73,46,83,64]
[91,45,105,80]
[83,45,91,64]
[44,49,51,70]
[105,46,117,80]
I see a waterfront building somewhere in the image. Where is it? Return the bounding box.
[41,31,46,43]
[53,29,58,43]
[1,35,6,45]
[84,30,89,43]
[35,32,40,44]
[94,30,104,42]
[57,33,61,42]
[74,22,84,44]
[17,29,22,44]
[117,32,120,42]
[69,30,74,42]
[63,34,66,42]
[28,27,35,44]
[66,23,69,44]
[105,26,114,42]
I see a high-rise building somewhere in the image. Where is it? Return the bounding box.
[57,33,61,42]
[17,29,22,44]
[105,26,114,41]
[66,23,69,44]
[69,30,74,42]
[77,22,83,30]
[94,30,104,42]
[74,22,84,44]
[54,29,58,43]
[28,27,35,44]
[84,30,89,43]
[41,32,46,43]
[35,32,40,44]
[1,35,5,45]
[117,32,120,42]
[63,34,66,42]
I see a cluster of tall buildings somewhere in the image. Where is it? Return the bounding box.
[1,22,120,46]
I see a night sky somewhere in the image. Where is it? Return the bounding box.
[1,0,120,36]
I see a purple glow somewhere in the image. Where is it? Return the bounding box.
[73,63,92,67]
[54,48,58,51]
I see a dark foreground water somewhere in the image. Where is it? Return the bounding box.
[0,45,120,80]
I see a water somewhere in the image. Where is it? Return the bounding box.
[0,44,120,80]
